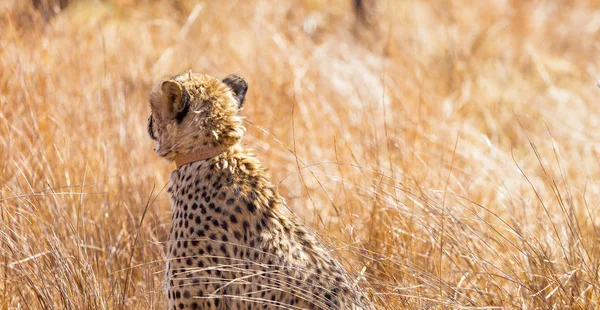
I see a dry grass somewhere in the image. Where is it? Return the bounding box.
[1,0,600,308]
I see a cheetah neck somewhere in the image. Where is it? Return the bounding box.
[173,146,229,168]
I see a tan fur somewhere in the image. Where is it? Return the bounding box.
[148,72,372,309]
[149,73,244,160]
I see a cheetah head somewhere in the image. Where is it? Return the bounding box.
[147,72,248,160]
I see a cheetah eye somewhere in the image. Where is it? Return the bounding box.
[148,115,157,140]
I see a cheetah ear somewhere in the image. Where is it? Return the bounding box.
[160,80,190,123]
[222,74,248,108]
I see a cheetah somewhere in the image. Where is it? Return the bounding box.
[147,71,372,310]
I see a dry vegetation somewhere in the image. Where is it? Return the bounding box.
[1,0,600,308]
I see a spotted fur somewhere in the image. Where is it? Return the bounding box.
[148,72,372,309]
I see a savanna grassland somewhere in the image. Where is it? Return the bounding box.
[1,0,600,309]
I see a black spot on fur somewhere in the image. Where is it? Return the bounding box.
[247,202,256,213]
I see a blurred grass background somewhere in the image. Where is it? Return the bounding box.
[1,0,600,308]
